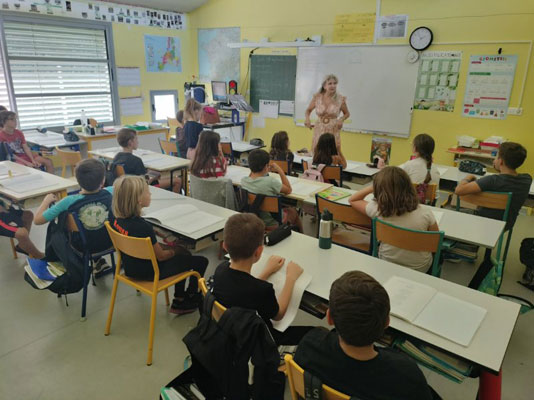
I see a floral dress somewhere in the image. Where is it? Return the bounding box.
[310,93,347,151]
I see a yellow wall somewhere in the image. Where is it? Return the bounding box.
[112,23,195,126]
[189,0,534,172]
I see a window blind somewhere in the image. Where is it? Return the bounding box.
[3,21,114,129]
[0,50,11,110]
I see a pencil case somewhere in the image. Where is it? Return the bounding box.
[264,224,292,246]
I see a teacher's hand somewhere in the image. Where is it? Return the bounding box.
[304,120,314,129]
[336,119,344,130]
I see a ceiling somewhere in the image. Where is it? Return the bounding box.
[109,0,209,13]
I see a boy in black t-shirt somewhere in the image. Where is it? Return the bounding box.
[213,213,310,344]
[294,271,436,400]
[112,128,147,177]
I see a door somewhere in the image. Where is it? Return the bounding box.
[150,90,178,123]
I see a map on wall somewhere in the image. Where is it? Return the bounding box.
[198,27,240,83]
[144,35,182,72]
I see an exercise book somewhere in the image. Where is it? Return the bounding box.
[384,276,487,346]
[0,174,54,193]
[144,204,223,235]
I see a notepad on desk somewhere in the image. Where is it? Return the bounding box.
[0,174,54,193]
[144,204,223,235]
[384,276,487,346]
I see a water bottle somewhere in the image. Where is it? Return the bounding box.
[318,208,333,249]
[80,109,87,134]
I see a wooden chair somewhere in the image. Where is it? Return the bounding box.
[372,218,444,277]
[412,182,438,205]
[198,277,226,322]
[159,138,177,156]
[245,191,283,226]
[9,238,17,259]
[220,142,234,164]
[114,164,125,177]
[167,117,179,129]
[272,159,290,175]
[285,354,351,400]
[316,195,372,254]
[55,146,81,179]
[103,221,201,365]
[303,160,343,186]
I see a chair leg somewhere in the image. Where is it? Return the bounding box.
[104,275,120,336]
[10,238,17,259]
[80,255,91,321]
[164,288,170,306]
[147,293,158,366]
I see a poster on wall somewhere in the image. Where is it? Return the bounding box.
[144,35,182,73]
[413,51,462,113]
[462,55,517,119]
[376,15,408,39]
[198,27,240,83]
[370,136,391,167]
[0,1,185,30]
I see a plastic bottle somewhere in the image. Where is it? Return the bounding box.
[318,208,333,249]
[80,109,87,134]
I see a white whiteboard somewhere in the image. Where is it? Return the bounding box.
[295,46,419,137]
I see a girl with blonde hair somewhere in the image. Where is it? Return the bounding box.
[184,98,203,160]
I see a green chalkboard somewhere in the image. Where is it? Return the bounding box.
[250,55,297,115]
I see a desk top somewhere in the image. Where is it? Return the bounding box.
[89,147,190,172]
[293,153,379,177]
[78,127,168,140]
[223,141,263,153]
[144,186,236,240]
[256,231,519,373]
[0,161,78,202]
[24,130,85,148]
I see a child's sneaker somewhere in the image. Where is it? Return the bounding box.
[169,297,198,315]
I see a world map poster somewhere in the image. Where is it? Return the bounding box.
[144,35,182,72]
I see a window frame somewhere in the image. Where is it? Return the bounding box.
[0,11,120,130]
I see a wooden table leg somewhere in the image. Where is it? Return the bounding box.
[478,369,501,400]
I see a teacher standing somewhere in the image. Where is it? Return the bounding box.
[304,74,350,153]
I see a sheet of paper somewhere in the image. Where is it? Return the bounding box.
[431,210,444,225]
[279,100,295,116]
[344,161,362,171]
[120,97,144,117]
[226,166,250,184]
[383,276,437,322]
[376,14,408,39]
[176,211,224,234]
[117,67,141,86]
[414,292,487,347]
[333,12,376,43]
[252,115,265,128]
[144,157,179,168]
[259,100,279,119]
[0,174,53,193]
[145,204,198,223]
[437,167,448,176]
[290,181,323,197]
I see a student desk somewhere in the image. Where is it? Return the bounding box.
[0,161,78,208]
[256,231,519,399]
[225,165,332,202]
[77,127,168,154]
[89,147,191,195]
[143,186,236,251]
[222,140,264,154]
[293,153,379,177]
[24,129,85,149]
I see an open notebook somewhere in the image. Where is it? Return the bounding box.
[144,204,223,235]
[384,276,487,347]
[0,174,54,193]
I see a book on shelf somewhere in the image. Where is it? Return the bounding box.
[144,204,223,235]
[384,276,487,347]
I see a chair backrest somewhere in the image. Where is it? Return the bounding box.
[316,195,371,227]
[115,164,125,177]
[285,354,351,400]
[303,160,342,185]
[198,278,227,322]
[412,183,437,204]
[246,191,282,223]
[456,191,512,220]
[220,142,234,164]
[272,159,289,174]
[372,217,444,276]
[159,138,177,156]
[104,221,160,277]
[55,146,81,178]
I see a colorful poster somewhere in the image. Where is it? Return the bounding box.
[370,137,391,166]
[144,35,182,73]
[462,55,518,119]
[333,13,376,43]
[414,51,462,112]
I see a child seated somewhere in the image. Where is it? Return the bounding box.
[213,213,310,344]
[349,167,439,272]
[241,149,302,232]
[190,130,228,178]
[0,111,54,173]
[400,133,440,187]
[111,175,208,314]
[34,159,113,256]
[312,132,347,169]
[0,202,44,259]
[269,131,294,173]
[184,99,203,160]
[294,271,436,400]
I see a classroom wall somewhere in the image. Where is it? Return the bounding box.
[189,0,534,172]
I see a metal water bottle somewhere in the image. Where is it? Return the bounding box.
[318,208,333,249]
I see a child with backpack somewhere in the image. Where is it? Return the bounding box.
[269,131,294,173]
[309,133,346,185]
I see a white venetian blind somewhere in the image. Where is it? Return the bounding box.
[0,50,11,109]
[3,22,114,129]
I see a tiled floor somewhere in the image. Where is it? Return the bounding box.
[0,200,533,399]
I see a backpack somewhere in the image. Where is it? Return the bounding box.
[302,164,325,183]
[238,188,266,217]
[520,238,534,270]
[415,182,429,204]
[459,160,486,176]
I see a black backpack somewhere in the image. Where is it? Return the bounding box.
[458,160,486,176]
[520,238,534,270]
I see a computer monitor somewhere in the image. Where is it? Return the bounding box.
[211,81,227,102]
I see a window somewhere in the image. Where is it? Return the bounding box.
[0,17,118,129]
[0,47,12,110]
[150,90,178,123]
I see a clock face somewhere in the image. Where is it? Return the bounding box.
[410,27,433,51]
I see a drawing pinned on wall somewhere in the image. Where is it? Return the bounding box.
[376,15,408,39]
[414,51,462,112]
[144,35,182,73]
[462,55,518,119]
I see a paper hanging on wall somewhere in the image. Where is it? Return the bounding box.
[462,55,517,119]
[414,51,462,113]
[333,13,376,43]
[279,100,295,116]
[120,97,143,116]
[117,67,141,87]
[259,100,279,119]
[252,115,266,128]
[376,15,408,39]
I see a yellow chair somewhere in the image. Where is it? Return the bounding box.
[55,146,81,179]
[158,138,178,156]
[303,160,343,186]
[316,195,372,254]
[9,238,17,259]
[198,277,226,322]
[103,221,201,365]
[285,354,350,400]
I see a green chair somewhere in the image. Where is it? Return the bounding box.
[372,217,444,277]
